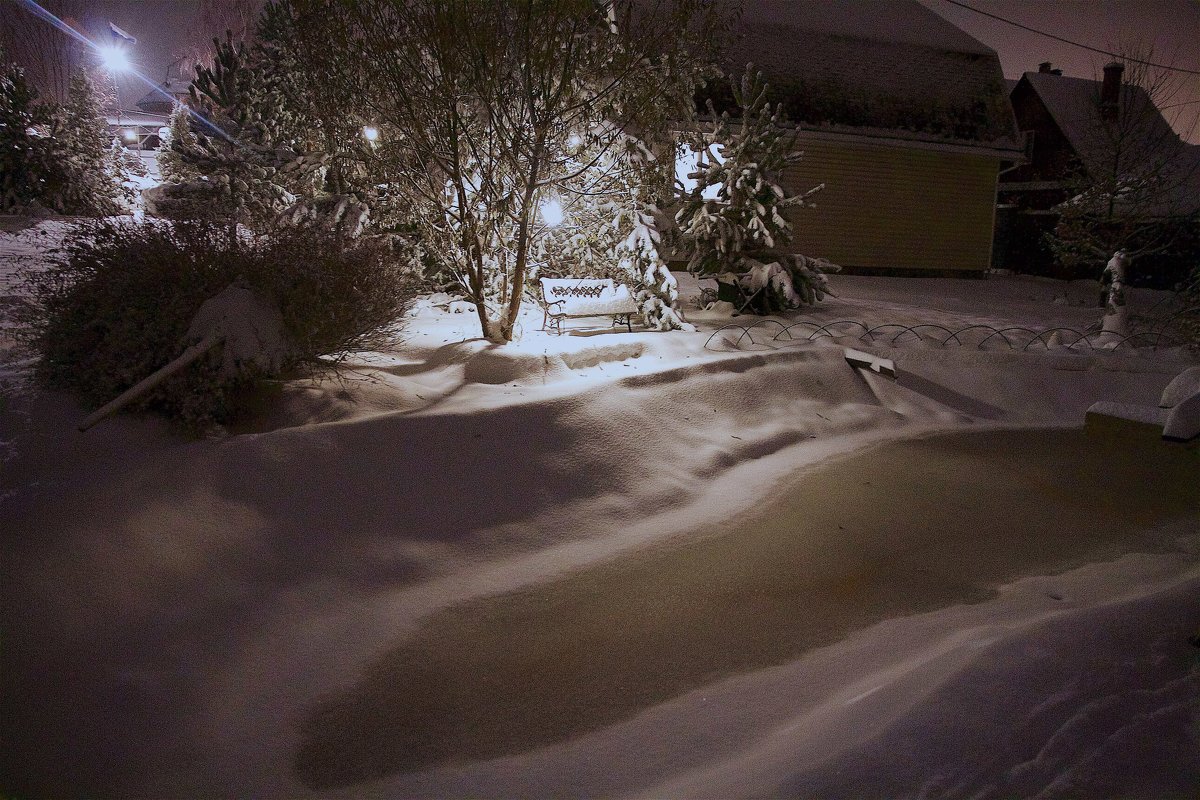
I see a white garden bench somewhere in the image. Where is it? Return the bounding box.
[539,278,639,335]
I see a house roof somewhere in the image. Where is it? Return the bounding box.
[1016,70,1198,215]
[714,0,1018,148]
[136,78,191,113]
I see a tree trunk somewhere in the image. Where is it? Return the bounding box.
[499,144,544,342]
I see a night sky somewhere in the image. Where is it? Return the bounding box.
[6,0,1199,141]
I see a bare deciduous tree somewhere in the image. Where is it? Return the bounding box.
[1049,45,1200,291]
[289,0,720,343]
[0,0,90,104]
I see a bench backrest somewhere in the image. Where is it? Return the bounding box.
[540,278,615,304]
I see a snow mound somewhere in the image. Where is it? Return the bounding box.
[1160,365,1200,408]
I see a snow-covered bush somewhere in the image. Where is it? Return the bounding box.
[676,66,836,313]
[20,221,419,430]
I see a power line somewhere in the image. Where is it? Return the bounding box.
[937,0,1200,76]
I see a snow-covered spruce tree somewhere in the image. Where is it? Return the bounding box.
[676,66,837,313]
[158,102,198,184]
[49,70,126,215]
[169,30,323,240]
[288,0,719,343]
[0,54,60,213]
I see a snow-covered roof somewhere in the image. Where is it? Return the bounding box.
[106,109,170,128]
[136,77,191,113]
[714,0,1018,147]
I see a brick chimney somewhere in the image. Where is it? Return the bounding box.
[1038,62,1062,76]
[1101,61,1124,121]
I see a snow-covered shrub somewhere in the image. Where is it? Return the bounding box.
[20,221,419,430]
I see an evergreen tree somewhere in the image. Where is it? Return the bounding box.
[676,66,837,313]
[0,54,58,212]
[51,70,125,215]
[171,31,323,239]
[158,102,197,183]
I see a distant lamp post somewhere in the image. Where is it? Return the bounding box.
[122,128,137,142]
[363,125,380,144]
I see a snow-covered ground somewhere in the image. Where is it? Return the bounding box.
[1,219,1198,798]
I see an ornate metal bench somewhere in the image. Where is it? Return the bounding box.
[539,278,639,335]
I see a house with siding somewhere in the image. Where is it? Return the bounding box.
[702,0,1022,275]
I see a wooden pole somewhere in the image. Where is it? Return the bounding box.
[78,332,222,432]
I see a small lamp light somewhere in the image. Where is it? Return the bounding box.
[540,197,564,227]
[363,125,380,143]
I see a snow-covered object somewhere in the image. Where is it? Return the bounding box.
[1084,401,1169,430]
[1100,250,1129,337]
[844,347,896,378]
[186,281,292,378]
[1162,390,1200,441]
[540,279,639,317]
[1159,365,1200,408]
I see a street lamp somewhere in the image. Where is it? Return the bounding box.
[100,22,136,73]
[363,125,379,144]
[98,44,131,72]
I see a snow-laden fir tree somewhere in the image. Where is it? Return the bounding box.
[168,29,324,240]
[51,70,127,215]
[676,66,838,313]
[0,54,59,213]
[158,102,198,184]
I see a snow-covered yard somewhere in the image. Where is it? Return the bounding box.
[1,219,1198,798]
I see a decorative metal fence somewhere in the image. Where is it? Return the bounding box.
[703,317,1196,353]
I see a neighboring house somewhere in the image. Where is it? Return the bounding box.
[997,62,1200,279]
[106,109,169,151]
[105,60,192,151]
[699,0,1022,275]
[134,59,193,115]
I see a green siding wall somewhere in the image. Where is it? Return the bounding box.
[783,137,1000,272]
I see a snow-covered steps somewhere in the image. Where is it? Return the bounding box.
[1085,365,1200,443]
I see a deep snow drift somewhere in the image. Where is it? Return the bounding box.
[1,220,1198,798]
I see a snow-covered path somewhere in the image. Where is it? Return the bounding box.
[2,221,1198,797]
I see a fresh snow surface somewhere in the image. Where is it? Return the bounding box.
[1,220,1198,798]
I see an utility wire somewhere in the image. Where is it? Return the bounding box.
[938,0,1200,76]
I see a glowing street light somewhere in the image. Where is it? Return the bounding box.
[100,22,136,73]
[363,125,380,144]
[122,128,137,142]
[98,44,131,72]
